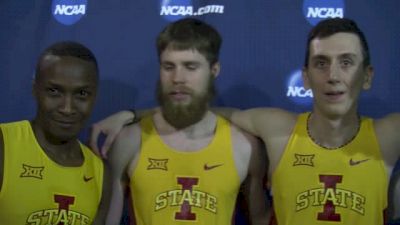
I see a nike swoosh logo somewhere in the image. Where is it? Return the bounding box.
[349,158,370,166]
[204,163,223,171]
[83,176,94,182]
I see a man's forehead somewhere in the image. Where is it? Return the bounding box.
[161,47,206,62]
[40,54,61,68]
[37,54,97,82]
[41,54,96,69]
[164,45,201,54]
[310,32,363,56]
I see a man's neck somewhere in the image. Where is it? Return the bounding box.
[307,111,360,150]
[30,120,83,166]
[153,110,217,152]
[155,109,215,134]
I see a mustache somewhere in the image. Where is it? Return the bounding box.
[155,77,216,105]
[166,85,193,94]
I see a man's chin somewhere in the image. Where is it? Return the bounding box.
[162,106,207,129]
[48,127,80,143]
[169,99,192,107]
[165,116,200,129]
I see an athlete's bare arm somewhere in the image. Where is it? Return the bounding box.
[90,109,155,157]
[93,161,112,225]
[372,113,400,224]
[214,107,297,175]
[230,125,269,224]
[105,123,141,225]
[213,107,295,139]
[90,110,136,157]
[0,128,4,193]
[374,113,400,170]
[242,136,270,224]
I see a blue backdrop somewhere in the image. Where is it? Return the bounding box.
[1,0,399,224]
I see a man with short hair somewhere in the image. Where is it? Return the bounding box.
[0,41,110,225]
[104,18,268,225]
[219,18,395,225]
[214,18,396,225]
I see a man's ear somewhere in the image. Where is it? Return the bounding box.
[362,65,374,90]
[211,62,221,78]
[302,67,310,90]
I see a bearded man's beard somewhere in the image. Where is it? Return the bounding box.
[156,78,215,129]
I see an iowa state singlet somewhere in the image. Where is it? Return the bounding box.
[0,121,103,225]
[130,116,241,225]
[272,113,388,225]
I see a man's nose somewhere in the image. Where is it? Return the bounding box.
[172,67,186,84]
[59,95,75,115]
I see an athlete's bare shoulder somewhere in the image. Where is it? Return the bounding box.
[230,122,269,223]
[374,113,400,132]
[260,107,297,128]
[229,123,264,182]
[230,122,257,156]
[108,121,142,177]
[240,107,298,139]
[373,113,400,167]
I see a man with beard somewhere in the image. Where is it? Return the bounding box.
[0,41,109,224]
[104,18,268,225]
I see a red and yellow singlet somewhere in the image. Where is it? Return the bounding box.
[0,121,103,225]
[130,116,241,225]
[272,113,388,225]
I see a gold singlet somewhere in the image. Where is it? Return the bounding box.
[272,113,388,225]
[130,116,241,225]
[0,121,103,225]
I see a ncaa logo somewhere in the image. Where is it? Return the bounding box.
[303,0,345,26]
[286,69,313,105]
[52,0,87,26]
[160,0,193,22]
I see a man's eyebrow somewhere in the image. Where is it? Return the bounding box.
[310,55,329,61]
[338,53,358,58]
[183,61,200,65]
[160,61,174,65]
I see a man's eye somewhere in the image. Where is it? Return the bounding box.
[315,60,327,68]
[341,59,353,67]
[78,90,90,97]
[187,65,198,70]
[162,65,174,71]
[47,88,59,95]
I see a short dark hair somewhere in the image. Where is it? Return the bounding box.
[304,18,370,68]
[35,41,99,78]
[156,18,222,66]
